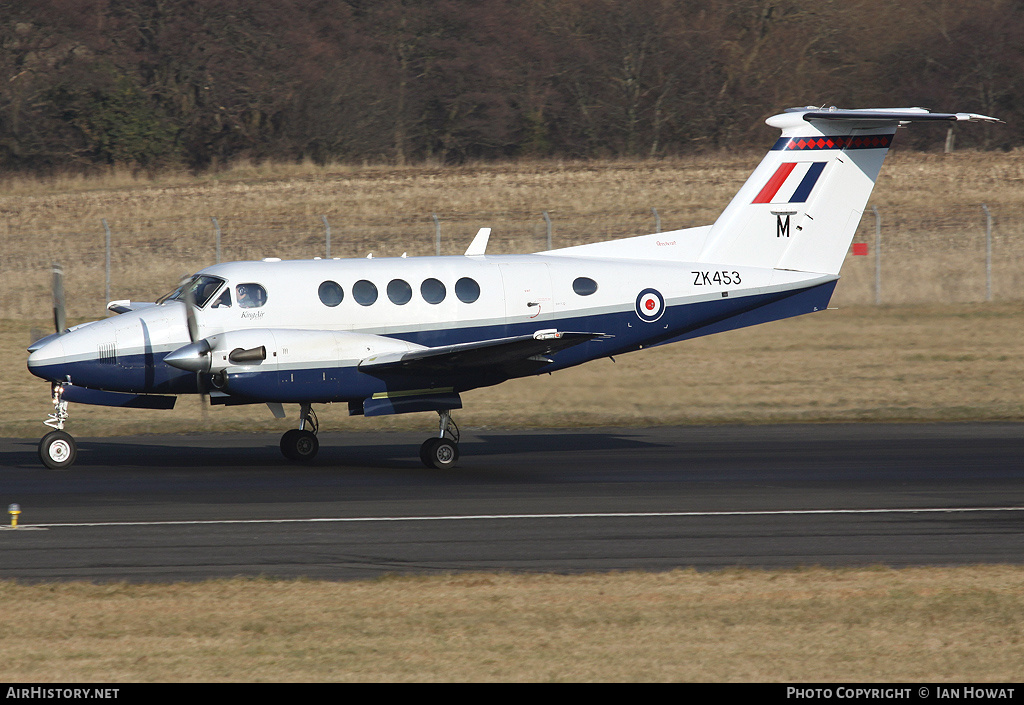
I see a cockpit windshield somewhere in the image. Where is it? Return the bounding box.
[157,275,226,309]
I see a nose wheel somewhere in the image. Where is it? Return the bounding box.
[420,410,460,469]
[39,429,77,470]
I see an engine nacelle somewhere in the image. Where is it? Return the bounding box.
[165,328,423,376]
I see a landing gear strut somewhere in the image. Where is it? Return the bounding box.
[280,403,319,462]
[39,383,77,470]
[420,409,459,469]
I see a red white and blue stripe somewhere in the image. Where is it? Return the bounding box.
[752,162,826,204]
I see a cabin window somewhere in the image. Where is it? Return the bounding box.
[353,279,378,306]
[572,277,598,296]
[420,278,446,304]
[318,280,344,307]
[236,283,267,308]
[455,277,480,303]
[387,278,412,305]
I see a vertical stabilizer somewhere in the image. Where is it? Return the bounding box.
[697,108,1000,275]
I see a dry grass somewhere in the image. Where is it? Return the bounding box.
[0,566,1021,682]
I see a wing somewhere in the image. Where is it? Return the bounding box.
[358,330,607,378]
[107,300,157,315]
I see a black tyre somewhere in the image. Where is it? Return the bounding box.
[39,430,77,470]
[419,437,439,466]
[420,437,459,469]
[281,429,319,462]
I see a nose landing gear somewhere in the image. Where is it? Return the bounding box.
[39,383,77,470]
[420,409,460,469]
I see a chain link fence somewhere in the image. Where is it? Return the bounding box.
[839,204,1024,305]
[2,205,1021,320]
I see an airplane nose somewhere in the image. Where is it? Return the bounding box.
[27,336,68,381]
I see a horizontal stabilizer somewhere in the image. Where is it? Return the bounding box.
[796,108,1002,124]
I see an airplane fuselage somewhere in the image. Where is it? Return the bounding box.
[28,252,836,405]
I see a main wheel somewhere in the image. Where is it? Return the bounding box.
[420,437,459,469]
[39,430,77,470]
[280,429,319,462]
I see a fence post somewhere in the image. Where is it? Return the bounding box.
[651,207,661,233]
[982,204,992,302]
[542,211,552,250]
[872,206,881,305]
[211,216,221,263]
[321,215,331,259]
[102,218,111,304]
[432,213,440,255]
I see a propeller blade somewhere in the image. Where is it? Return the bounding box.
[52,262,66,334]
[176,279,211,405]
[182,284,200,343]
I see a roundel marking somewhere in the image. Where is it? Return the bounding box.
[635,288,665,322]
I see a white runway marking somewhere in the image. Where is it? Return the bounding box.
[18,506,1024,530]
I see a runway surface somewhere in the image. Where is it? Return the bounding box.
[1,424,1022,582]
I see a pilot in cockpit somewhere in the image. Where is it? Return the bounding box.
[237,284,260,308]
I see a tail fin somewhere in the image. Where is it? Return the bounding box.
[697,107,1000,275]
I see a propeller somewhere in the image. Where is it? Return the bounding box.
[28,262,68,348]
[52,262,67,335]
[165,279,213,373]
[179,281,212,403]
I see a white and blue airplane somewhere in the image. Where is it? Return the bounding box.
[27,107,999,469]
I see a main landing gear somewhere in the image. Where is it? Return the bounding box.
[280,403,319,462]
[39,383,77,470]
[419,409,460,469]
[279,405,461,469]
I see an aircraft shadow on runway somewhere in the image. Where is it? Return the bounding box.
[1,431,667,471]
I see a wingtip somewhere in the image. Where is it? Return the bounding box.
[955,113,1004,124]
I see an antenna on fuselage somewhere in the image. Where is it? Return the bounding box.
[464,228,491,256]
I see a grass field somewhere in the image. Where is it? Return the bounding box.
[2,154,1022,682]
[1,567,1022,682]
